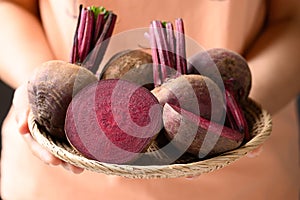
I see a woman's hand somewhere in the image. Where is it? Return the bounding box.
[12,83,84,174]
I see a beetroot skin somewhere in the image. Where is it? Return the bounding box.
[65,79,162,164]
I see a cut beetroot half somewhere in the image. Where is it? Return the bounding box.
[65,79,162,164]
[163,103,244,158]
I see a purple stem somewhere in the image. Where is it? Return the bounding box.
[77,8,88,52]
[149,24,162,87]
[78,10,94,63]
[225,89,250,141]
[101,13,117,42]
[93,13,105,46]
[152,21,172,82]
[70,4,83,64]
[82,12,117,73]
[175,18,187,75]
[165,22,176,71]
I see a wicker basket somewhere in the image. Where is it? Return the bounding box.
[28,98,272,179]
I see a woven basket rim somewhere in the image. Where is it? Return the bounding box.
[28,98,272,179]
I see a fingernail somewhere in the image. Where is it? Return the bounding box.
[61,162,71,171]
[41,150,51,164]
[247,146,264,158]
[185,175,199,180]
[17,112,26,126]
[17,114,29,135]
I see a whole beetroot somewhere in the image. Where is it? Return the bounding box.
[188,48,252,101]
[151,74,226,123]
[100,50,154,89]
[27,60,98,140]
[187,48,251,140]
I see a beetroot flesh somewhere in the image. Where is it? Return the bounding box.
[163,103,244,158]
[65,79,162,164]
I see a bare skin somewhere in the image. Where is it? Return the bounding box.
[0,0,300,199]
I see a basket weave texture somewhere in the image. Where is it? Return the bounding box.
[28,98,272,179]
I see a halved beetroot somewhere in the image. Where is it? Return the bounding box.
[65,79,162,164]
[163,103,244,158]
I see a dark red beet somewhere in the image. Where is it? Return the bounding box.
[100,50,154,89]
[188,48,251,101]
[65,79,162,164]
[187,49,251,140]
[27,60,98,140]
[163,103,244,158]
[151,74,226,123]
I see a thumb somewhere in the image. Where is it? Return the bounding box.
[13,83,30,134]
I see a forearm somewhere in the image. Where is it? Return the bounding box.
[246,18,300,115]
[0,1,54,89]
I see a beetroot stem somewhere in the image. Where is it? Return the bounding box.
[82,12,117,74]
[149,24,162,87]
[93,14,105,45]
[152,21,172,82]
[70,4,83,64]
[225,89,250,141]
[79,9,94,63]
[70,5,117,74]
[165,22,176,71]
[175,18,187,75]
[149,19,186,84]
[77,8,87,53]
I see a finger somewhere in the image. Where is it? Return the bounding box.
[16,108,30,134]
[61,162,84,174]
[13,84,30,134]
[247,145,264,158]
[69,165,85,174]
[185,175,200,180]
[22,133,62,165]
[23,133,84,173]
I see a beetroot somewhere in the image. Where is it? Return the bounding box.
[151,74,225,123]
[65,79,162,164]
[188,48,252,101]
[163,103,244,157]
[28,5,117,141]
[147,19,248,160]
[207,48,251,101]
[100,50,154,89]
[27,60,98,140]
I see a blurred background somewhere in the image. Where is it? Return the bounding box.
[0,80,14,154]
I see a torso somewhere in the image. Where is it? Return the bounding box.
[2,0,299,199]
[39,0,266,60]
